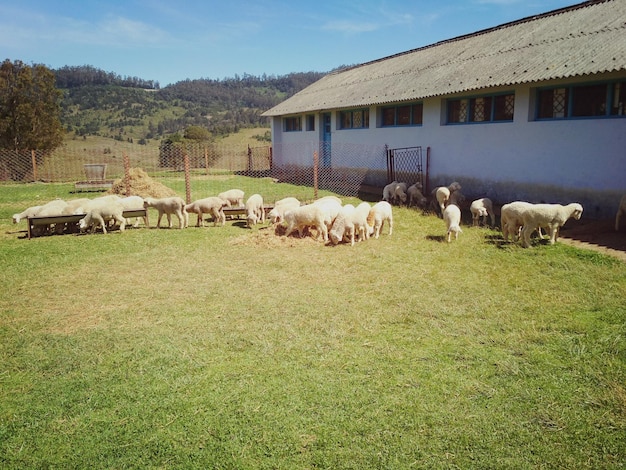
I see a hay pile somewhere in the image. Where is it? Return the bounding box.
[109,168,178,198]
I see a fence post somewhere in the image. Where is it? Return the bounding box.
[426,146,431,195]
[184,153,191,204]
[247,145,253,175]
[313,151,319,200]
[31,150,37,182]
[123,153,131,196]
[204,147,209,175]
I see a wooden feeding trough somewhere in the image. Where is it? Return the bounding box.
[74,164,114,191]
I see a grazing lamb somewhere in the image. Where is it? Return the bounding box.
[328,204,356,245]
[432,181,462,215]
[283,204,328,242]
[407,183,427,208]
[33,199,70,235]
[382,181,398,203]
[520,202,583,248]
[217,189,245,208]
[313,197,343,231]
[268,197,301,225]
[443,203,462,242]
[119,195,148,227]
[78,200,126,234]
[352,201,372,244]
[366,201,393,239]
[616,194,626,232]
[143,196,188,229]
[501,201,534,241]
[12,205,42,224]
[470,198,496,227]
[185,197,229,227]
[383,181,407,205]
[245,194,265,227]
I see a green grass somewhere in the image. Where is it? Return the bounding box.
[0,179,625,469]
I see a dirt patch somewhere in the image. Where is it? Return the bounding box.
[559,218,626,262]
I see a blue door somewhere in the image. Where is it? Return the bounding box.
[321,113,331,168]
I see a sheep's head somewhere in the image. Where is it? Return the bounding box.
[78,216,89,231]
[12,214,20,224]
[572,203,584,220]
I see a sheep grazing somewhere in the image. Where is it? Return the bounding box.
[143,196,188,229]
[470,198,496,227]
[119,195,148,228]
[283,204,328,242]
[520,202,583,248]
[407,183,427,208]
[79,200,126,234]
[443,203,462,242]
[382,181,407,205]
[432,181,462,215]
[366,201,393,239]
[352,201,372,244]
[615,194,626,232]
[245,194,265,227]
[313,197,343,231]
[217,189,245,208]
[268,197,301,225]
[328,204,356,245]
[185,197,229,227]
[12,205,42,224]
[32,199,70,235]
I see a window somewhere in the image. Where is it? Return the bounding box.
[447,92,514,124]
[306,114,315,131]
[284,116,301,132]
[381,103,423,126]
[339,109,369,129]
[536,80,626,119]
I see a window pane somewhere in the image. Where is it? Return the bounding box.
[363,110,369,128]
[470,97,491,122]
[397,106,411,125]
[353,111,362,128]
[494,94,514,121]
[340,112,351,129]
[572,84,607,117]
[448,99,468,123]
[412,103,423,125]
[306,115,315,131]
[611,82,626,115]
[537,88,568,118]
[382,108,395,126]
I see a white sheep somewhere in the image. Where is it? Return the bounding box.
[313,197,343,231]
[407,183,427,208]
[119,195,148,227]
[352,201,372,244]
[520,202,583,248]
[443,203,462,242]
[33,199,70,235]
[470,198,496,227]
[382,181,398,203]
[12,205,42,224]
[217,189,245,208]
[615,194,626,232]
[284,204,328,242]
[185,197,229,227]
[432,181,462,215]
[501,201,534,242]
[245,194,265,227]
[328,204,356,245]
[382,181,407,205]
[78,200,126,234]
[268,197,301,225]
[366,201,393,239]
[143,196,188,229]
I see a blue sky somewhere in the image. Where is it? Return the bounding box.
[1,0,579,87]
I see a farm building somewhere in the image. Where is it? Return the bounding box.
[262,0,626,218]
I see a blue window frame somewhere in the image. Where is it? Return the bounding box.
[381,103,423,127]
[284,116,302,132]
[447,92,514,124]
[339,109,369,129]
[536,80,626,119]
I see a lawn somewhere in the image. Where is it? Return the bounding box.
[0,177,625,469]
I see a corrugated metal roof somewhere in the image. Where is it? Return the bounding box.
[263,0,626,116]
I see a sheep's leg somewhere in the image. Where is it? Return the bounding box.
[156,212,163,228]
[166,213,173,228]
[520,225,534,248]
[116,215,126,232]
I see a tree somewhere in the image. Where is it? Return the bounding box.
[183,125,211,141]
[0,59,65,180]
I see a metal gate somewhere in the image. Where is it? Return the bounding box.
[386,145,429,193]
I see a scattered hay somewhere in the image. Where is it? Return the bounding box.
[229,224,324,248]
[108,168,178,198]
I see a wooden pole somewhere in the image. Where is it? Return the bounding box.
[204,147,209,175]
[31,150,37,182]
[123,153,131,196]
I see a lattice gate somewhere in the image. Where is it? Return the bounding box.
[386,145,430,193]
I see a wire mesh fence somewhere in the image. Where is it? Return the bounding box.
[0,140,428,204]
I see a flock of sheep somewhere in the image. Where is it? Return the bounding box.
[12,181,626,248]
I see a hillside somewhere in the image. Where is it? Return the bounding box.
[57,66,326,146]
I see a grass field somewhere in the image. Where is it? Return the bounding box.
[1,177,625,469]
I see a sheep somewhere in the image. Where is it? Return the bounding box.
[616,194,626,232]
[217,189,245,208]
[33,199,70,235]
[443,203,463,242]
[283,204,328,242]
[12,205,42,224]
[352,201,372,244]
[432,181,462,215]
[470,198,496,227]
[520,202,583,248]
[268,197,301,225]
[501,201,534,242]
[366,201,393,239]
[407,183,427,208]
[119,195,148,228]
[245,194,265,227]
[382,181,398,203]
[328,204,356,245]
[313,197,343,231]
[143,196,188,229]
[185,197,229,227]
[382,181,407,205]
[78,200,126,234]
